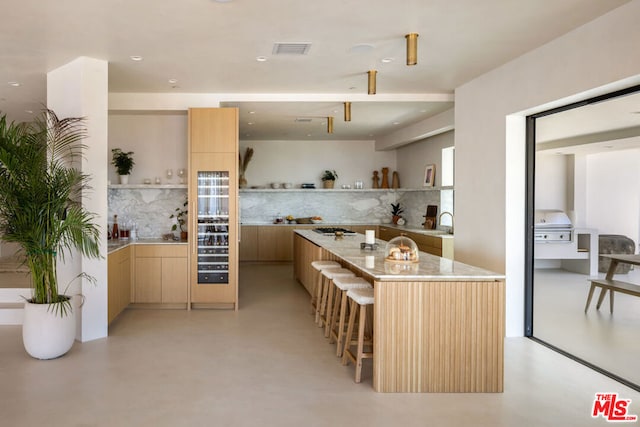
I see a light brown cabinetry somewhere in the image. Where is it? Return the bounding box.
[293,232,323,296]
[239,225,319,262]
[107,246,132,324]
[133,245,188,305]
[188,108,239,309]
[378,226,453,259]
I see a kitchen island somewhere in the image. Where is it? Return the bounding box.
[293,229,505,393]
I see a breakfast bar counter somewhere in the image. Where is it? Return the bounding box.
[293,229,505,393]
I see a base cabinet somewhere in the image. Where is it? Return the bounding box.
[107,246,132,324]
[378,226,454,259]
[133,245,188,305]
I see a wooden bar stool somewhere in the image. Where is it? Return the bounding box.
[318,268,355,331]
[310,261,341,319]
[328,276,372,357]
[342,287,374,383]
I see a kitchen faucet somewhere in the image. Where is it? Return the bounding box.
[438,211,454,234]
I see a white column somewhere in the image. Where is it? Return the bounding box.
[47,57,109,342]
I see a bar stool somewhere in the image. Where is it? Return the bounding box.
[327,276,372,357]
[310,261,341,318]
[342,287,374,383]
[318,268,355,331]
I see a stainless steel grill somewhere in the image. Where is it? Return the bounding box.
[534,210,573,243]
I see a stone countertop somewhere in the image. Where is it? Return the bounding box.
[241,222,453,238]
[107,238,188,254]
[294,229,502,281]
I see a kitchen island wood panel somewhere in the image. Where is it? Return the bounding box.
[293,230,504,393]
[107,245,132,324]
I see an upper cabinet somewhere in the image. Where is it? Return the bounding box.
[189,108,239,154]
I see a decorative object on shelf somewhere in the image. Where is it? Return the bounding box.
[170,197,188,240]
[111,148,135,185]
[372,170,380,188]
[321,170,338,189]
[177,168,186,184]
[423,164,436,187]
[0,110,100,359]
[166,168,173,182]
[238,147,254,189]
[422,205,438,229]
[286,215,296,224]
[354,180,364,189]
[112,214,119,239]
[391,203,404,225]
[381,167,390,188]
[392,171,400,189]
[155,177,161,184]
[311,216,323,224]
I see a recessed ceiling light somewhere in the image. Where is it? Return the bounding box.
[307,134,312,137]
[130,55,143,61]
[8,81,20,87]
[247,122,254,125]
[256,56,268,62]
[393,121,400,125]
[249,111,255,114]
[168,78,178,84]
[381,58,394,63]
[215,0,233,3]
[25,110,33,114]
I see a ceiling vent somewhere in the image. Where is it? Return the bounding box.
[273,43,312,55]
[295,117,313,123]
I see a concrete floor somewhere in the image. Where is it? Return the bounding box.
[1,262,638,426]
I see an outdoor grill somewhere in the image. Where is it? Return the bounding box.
[534,209,573,243]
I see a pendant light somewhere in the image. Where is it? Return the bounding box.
[405,33,418,66]
[344,102,351,122]
[368,70,377,95]
[327,116,334,134]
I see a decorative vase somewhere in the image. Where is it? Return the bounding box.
[239,175,247,189]
[323,180,335,189]
[22,297,76,359]
[180,231,188,241]
[119,174,129,185]
[392,215,401,225]
[381,167,390,188]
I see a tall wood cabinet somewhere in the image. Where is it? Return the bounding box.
[188,108,239,309]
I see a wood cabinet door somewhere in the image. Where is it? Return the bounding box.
[134,257,162,303]
[161,257,188,303]
[258,226,293,261]
[189,108,238,153]
[239,226,258,261]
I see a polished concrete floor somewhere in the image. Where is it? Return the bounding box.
[534,268,640,386]
[1,262,639,426]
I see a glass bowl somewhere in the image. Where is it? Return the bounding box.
[384,235,419,263]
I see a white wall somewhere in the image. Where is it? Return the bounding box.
[586,149,640,248]
[396,131,454,188]
[238,139,396,189]
[535,152,569,211]
[455,1,640,337]
[108,113,188,185]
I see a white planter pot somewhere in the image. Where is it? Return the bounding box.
[22,298,76,359]
[119,174,129,185]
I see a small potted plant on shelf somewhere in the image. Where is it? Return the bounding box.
[238,147,254,189]
[321,170,338,189]
[170,199,188,240]
[391,203,405,225]
[111,148,135,184]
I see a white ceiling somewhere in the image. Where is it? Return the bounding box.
[0,0,631,140]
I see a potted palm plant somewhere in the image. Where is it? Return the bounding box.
[111,148,135,184]
[0,110,100,359]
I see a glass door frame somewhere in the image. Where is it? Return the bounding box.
[524,84,640,392]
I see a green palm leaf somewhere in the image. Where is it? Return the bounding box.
[0,110,100,308]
